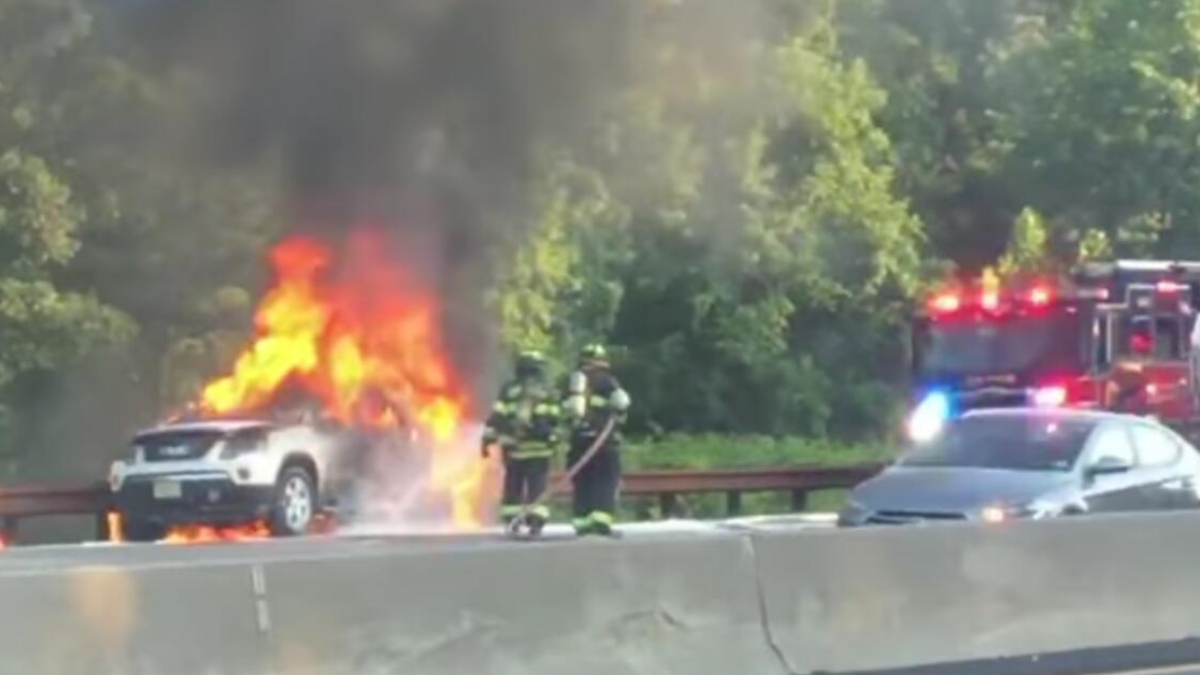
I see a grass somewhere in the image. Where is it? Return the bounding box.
[622,433,890,471]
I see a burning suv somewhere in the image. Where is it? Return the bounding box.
[109,418,353,541]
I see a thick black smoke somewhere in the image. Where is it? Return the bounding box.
[131,0,633,386]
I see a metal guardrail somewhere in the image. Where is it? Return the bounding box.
[0,464,883,543]
[0,481,113,542]
[556,463,884,518]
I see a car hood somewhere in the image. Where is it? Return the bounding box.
[851,465,1075,515]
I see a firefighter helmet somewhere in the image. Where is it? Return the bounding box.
[579,343,608,364]
[516,350,545,378]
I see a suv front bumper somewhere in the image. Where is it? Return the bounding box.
[114,475,275,525]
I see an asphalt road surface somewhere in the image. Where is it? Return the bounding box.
[0,514,836,577]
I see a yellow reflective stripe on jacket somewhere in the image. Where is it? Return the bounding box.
[509,442,555,459]
[588,510,614,525]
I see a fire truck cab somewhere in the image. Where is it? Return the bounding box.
[908,260,1200,441]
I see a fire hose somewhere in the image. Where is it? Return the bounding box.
[509,415,617,534]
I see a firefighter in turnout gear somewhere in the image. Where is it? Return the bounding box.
[565,343,631,536]
[482,351,561,535]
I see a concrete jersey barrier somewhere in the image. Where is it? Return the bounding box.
[0,534,784,675]
[259,535,782,675]
[4,514,1200,674]
[751,512,1200,673]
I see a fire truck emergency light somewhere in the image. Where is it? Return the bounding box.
[930,293,960,313]
[907,390,952,442]
[1028,286,1052,306]
[981,290,1000,311]
[1156,280,1187,294]
[1032,384,1068,407]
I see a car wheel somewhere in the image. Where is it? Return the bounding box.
[124,517,164,543]
[270,466,316,537]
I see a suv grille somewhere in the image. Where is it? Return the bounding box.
[144,444,210,462]
[134,430,225,463]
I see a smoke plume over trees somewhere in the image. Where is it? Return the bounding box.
[2,0,1199,472]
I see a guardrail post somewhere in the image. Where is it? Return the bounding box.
[659,493,677,519]
[726,491,742,516]
[790,489,808,512]
[633,499,653,521]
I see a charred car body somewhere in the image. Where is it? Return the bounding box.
[908,260,1200,441]
[108,416,364,541]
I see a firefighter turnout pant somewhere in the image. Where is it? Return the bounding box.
[500,453,551,525]
[568,432,621,535]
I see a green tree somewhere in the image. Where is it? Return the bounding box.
[498,6,925,439]
[837,0,1033,269]
[997,207,1051,275]
[998,0,1200,257]
[0,1,134,454]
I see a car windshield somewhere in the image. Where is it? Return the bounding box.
[915,310,1085,379]
[133,430,225,457]
[900,415,1096,472]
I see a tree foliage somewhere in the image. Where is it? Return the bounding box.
[10,0,1200,461]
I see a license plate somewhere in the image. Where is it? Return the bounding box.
[152,480,182,500]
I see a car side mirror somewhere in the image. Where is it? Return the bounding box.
[1086,455,1132,478]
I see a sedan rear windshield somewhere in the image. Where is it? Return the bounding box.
[900,415,1096,472]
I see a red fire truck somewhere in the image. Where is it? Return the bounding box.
[908,260,1200,440]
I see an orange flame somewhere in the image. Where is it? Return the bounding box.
[107,511,124,544]
[197,228,493,528]
[163,520,270,544]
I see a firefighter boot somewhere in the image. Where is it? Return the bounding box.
[526,513,546,537]
[588,511,615,537]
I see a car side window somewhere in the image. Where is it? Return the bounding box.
[1130,424,1181,467]
[1086,424,1136,467]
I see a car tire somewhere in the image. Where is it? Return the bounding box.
[124,516,164,543]
[270,466,317,537]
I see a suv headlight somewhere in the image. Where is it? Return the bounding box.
[219,437,266,460]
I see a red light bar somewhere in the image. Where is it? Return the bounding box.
[930,293,960,313]
[1032,385,1067,407]
[1028,286,1052,306]
[980,290,999,311]
[1156,280,1187,294]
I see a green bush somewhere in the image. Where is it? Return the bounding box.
[623,433,891,470]
[600,434,892,520]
